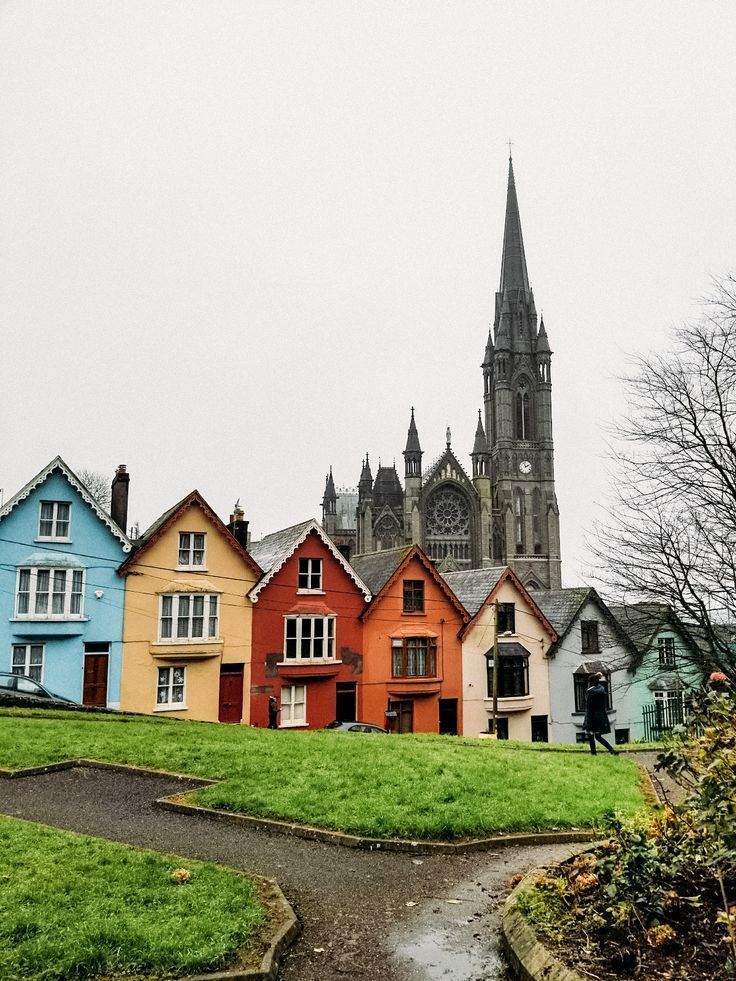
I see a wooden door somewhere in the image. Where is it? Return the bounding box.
[218,665,244,723]
[388,699,413,733]
[83,654,109,707]
[438,698,458,735]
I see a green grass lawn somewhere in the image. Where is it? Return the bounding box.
[0,709,648,840]
[0,816,263,981]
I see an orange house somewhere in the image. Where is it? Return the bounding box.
[351,545,468,734]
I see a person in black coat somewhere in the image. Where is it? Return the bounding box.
[584,673,619,755]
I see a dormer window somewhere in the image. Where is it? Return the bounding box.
[403,580,424,613]
[298,558,322,592]
[38,501,71,540]
[178,533,206,569]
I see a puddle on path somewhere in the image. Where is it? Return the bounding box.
[392,918,509,980]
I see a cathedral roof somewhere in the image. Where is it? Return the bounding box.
[403,407,422,455]
[372,465,403,507]
[472,410,487,456]
[499,156,530,294]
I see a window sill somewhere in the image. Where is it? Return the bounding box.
[175,566,208,573]
[11,616,88,622]
[277,659,342,667]
[279,721,308,729]
[401,611,426,617]
[154,704,188,712]
[155,638,221,645]
[35,537,72,544]
[296,589,325,595]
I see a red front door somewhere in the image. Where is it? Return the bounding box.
[218,665,244,723]
[83,653,109,707]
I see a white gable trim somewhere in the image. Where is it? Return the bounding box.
[249,519,371,602]
[0,456,132,552]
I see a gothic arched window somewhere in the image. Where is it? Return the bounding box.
[532,488,542,553]
[514,489,525,554]
[515,389,531,440]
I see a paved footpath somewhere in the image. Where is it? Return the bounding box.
[0,766,581,981]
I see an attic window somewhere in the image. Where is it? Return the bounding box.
[178,533,206,569]
[38,501,71,541]
[581,620,599,654]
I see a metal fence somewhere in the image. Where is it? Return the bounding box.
[641,699,690,741]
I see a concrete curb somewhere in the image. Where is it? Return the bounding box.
[0,757,655,855]
[501,867,586,981]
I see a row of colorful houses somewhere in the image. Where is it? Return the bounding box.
[0,458,706,741]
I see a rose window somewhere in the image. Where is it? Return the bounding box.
[426,487,470,537]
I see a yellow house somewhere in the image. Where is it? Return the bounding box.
[119,491,261,723]
[442,567,557,741]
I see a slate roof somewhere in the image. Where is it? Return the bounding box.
[248,519,314,575]
[350,546,412,596]
[534,588,592,637]
[606,602,673,653]
[248,518,371,601]
[441,567,507,616]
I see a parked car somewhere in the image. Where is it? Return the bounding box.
[0,671,75,703]
[324,720,388,734]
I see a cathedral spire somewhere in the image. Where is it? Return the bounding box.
[403,407,423,479]
[472,409,486,455]
[499,156,530,294]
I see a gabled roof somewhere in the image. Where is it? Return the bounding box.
[0,456,131,551]
[607,601,702,671]
[442,566,557,641]
[534,587,638,659]
[422,446,475,490]
[118,490,261,578]
[351,545,469,624]
[248,518,370,602]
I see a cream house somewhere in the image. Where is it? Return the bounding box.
[443,567,557,741]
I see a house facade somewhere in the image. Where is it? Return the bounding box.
[248,520,370,730]
[118,492,261,723]
[609,602,702,739]
[443,567,557,740]
[351,545,468,734]
[0,458,131,707]
[535,588,637,744]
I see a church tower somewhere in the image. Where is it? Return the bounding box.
[485,157,561,589]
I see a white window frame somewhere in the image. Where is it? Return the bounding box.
[654,689,683,705]
[297,557,323,592]
[282,615,336,662]
[37,501,71,541]
[657,636,677,668]
[155,665,186,710]
[158,593,219,642]
[11,644,45,682]
[280,684,306,727]
[177,532,207,570]
[14,567,85,620]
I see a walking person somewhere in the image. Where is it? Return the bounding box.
[584,672,619,755]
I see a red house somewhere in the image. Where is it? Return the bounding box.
[248,520,371,729]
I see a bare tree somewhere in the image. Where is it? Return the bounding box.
[593,276,736,677]
[76,468,112,510]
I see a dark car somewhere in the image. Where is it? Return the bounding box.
[324,720,389,734]
[0,671,75,703]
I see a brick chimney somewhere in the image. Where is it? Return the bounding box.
[227,500,249,550]
[111,465,130,533]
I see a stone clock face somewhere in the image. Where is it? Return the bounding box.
[519,459,532,475]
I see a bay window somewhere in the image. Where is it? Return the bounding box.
[283,616,335,660]
[15,568,84,619]
[159,594,219,640]
[391,637,437,677]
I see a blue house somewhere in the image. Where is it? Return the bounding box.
[0,457,131,707]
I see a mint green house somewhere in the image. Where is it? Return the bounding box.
[609,603,702,740]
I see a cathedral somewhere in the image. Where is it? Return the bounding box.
[321,158,562,591]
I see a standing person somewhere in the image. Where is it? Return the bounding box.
[268,695,279,730]
[584,673,619,755]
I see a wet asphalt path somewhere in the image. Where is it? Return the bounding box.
[0,766,580,981]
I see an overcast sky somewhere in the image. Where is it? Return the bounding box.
[1,1,734,585]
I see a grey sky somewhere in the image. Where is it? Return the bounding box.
[1,1,734,584]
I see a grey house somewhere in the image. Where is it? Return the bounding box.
[535,588,638,744]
